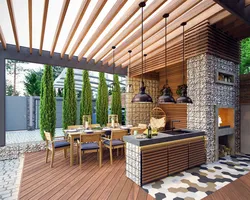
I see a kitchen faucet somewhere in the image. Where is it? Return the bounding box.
[171,120,180,131]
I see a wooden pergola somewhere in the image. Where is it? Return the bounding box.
[0,0,250,146]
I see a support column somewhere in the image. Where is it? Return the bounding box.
[0,55,5,146]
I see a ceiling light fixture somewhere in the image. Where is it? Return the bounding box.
[126,50,134,93]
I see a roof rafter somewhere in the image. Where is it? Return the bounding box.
[94,0,168,64]
[0,26,7,50]
[68,0,107,60]
[6,0,20,52]
[28,0,32,54]
[119,0,216,68]
[103,0,187,66]
[86,0,142,63]
[39,0,49,55]
[110,0,203,67]
[60,0,90,58]
[77,0,127,61]
[127,4,223,69]
[50,0,70,56]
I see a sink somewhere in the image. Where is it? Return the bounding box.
[160,129,192,135]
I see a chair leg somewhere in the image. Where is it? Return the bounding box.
[45,148,49,163]
[99,150,102,168]
[79,151,82,169]
[50,150,55,168]
[63,149,67,158]
[117,148,119,156]
[109,147,113,165]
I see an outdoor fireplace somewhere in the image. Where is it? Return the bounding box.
[215,106,236,160]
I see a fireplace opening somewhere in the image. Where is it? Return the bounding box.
[219,135,232,157]
[218,108,234,129]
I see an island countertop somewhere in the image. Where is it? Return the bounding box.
[123,129,205,146]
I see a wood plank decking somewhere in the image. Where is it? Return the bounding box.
[19,150,154,200]
[203,172,250,200]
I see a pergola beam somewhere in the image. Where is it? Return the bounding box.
[28,0,32,54]
[6,0,20,52]
[40,0,49,55]
[50,0,70,56]
[77,0,127,61]
[0,26,7,50]
[60,0,90,58]
[86,0,142,62]
[119,0,216,68]
[94,0,168,64]
[68,0,107,60]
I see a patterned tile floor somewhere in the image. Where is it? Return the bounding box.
[143,154,250,200]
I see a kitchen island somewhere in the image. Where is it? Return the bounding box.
[123,129,206,186]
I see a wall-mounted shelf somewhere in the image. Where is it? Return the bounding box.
[215,70,235,86]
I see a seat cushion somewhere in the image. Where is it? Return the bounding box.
[103,139,124,146]
[54,141,70,148]
[81,143,99,150]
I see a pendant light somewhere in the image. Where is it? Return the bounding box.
[110,46,117,93]
[126,50,134,93]
[158,13,176,104]
[176,22,193,104]
[131,1,153,103]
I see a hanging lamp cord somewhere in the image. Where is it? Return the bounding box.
[112,46,116,75]
[141,3,144,84]
[182,24,185,85]
[165,15,168,86]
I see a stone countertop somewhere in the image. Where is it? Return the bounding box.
[123,129,205,147]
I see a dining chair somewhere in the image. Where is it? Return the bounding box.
[77,133,102,168]
[102,129,127,165]
[68,125,82,129]
[91,124,101,128]
[106,123,120,128]
[44,131,70,168]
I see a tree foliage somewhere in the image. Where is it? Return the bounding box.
[24,70,41,96]
[111,75,122,123]
[240,38,250,74]
[80,70,92,123]
[62,68,77,129]
[40,65,56,140]
[96,72,108,126]
[6,82,20,96]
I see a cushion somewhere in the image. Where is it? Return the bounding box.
[104,139,124,146]
[150,117,165,128]
[81,143,99,150]
[54,141,70,148]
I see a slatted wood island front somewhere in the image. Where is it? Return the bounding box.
[124,131,206,186]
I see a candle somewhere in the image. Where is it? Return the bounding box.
[111,118,115,128]
[85,121,89,129]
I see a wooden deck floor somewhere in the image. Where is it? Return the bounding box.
[203,172,250,200]
[19,150,154,200]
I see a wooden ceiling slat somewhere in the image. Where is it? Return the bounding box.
[124,4,222,69]
[68,0,107,60]
[6,0,20,52]
[208,10,231,25]
[60,0,90,58]
[118,0,215,68]
[94,0,168,64]
[0,26,7,49]
[77,0,127,61]
[28,0,32,54]
[86,0,142,63]
[246,0,250,6]
[105,0,198,66]
[39,0,49,55]
[50,0,70,56]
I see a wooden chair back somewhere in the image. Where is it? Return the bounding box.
[107,123,120,128]
[44,131,53,141]
[138,124,147,129]
[111,130,127,140]
[68,125,81,129]
[91,124,101,128]
[80,133,101,143]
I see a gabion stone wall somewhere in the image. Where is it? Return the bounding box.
[126,77,159,126]
[187,54,240,163]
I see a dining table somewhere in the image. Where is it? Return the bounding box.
[64,126,132,166]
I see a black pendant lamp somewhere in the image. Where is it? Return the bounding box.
[110,46,117,93]
[126,50,134,93]
[176,22,193,104]
[131,1,153,103]
[158,13,176,104]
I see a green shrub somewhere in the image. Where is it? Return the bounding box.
[40,65,56,140]
[111,74,122,123]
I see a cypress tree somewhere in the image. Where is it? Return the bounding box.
[62,68,77,129]
[111,74,122,123]
[80,70,92,122]
[96,72,108,126]
[40,65,56,140]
